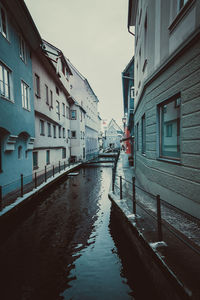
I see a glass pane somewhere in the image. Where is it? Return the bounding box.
[161,98,181,158]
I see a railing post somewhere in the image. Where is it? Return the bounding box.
[35,172,37,189]
[112,167,114,192]
[45,166,47,182]
[120,176,122,199]
[156,194,163,241]
[53,165,54,177]
[132,177,136,214]
[59,161,61,173]
[21,174,24,197]
[0,185,2,210]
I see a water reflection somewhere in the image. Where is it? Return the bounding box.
[0,167,157,300]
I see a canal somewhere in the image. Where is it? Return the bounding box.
[0,167,158,300]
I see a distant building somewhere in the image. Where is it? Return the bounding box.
[122,56,134,156]
[128,0,200,218]
[103,119,123,150]
[0,0,41,195]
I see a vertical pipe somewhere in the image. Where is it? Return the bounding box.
[45,166,47,182]
[35,172,37,189]
[21,174,23,197]
[53,165,54,177]
[132,177,136,214]
[156,194,163,241]
[120,176,122,199]
[59,161,61,173]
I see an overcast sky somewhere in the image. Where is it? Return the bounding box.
[24,0,134,126]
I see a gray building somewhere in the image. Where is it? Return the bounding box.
[128,0,200,218]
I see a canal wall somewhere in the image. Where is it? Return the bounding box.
[108,192,191,300]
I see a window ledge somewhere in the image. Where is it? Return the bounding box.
[157,157,181,165]
[33,166,39,170]
[0,95,14,103]
[168,0,196,33]
[23,107,31,112]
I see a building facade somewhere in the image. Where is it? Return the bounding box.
[128,0,200,218]
[0,0,41,195]
[122,57,135,156]
[103,119,123,150]
[32,43,72,172]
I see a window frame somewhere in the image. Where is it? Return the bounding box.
[71,110,77,120]
[19,35,27,63]
[158,94,181,161]
[0,5,8,39]
[71,130,76,139]
[46,150,50,165]
[33,151,38,169]
[0,62,11,100]
[21,81,30,110]
[35,74,40,98]
[40,119,45,136]
[45,84,49,105]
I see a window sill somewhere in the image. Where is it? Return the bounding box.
[35,94,41,99]
[40,134,45,136]
[33,166,39,170]
[157,157,181,165]
[22,107,31,112]
[0,95,14,103]
[168,0,195,33]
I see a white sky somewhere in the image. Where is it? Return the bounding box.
[24,0,134,127]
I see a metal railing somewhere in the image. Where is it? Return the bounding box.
[0,160,80,211]
[112,172,200,256]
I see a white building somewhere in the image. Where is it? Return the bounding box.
[32,42,73,172]
[103,119,123,150]
[128,0,200,218]
[67,61,100,161]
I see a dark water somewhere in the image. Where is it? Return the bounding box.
[0,167,157,300]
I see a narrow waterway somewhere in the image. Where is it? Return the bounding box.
[0,167,157,300]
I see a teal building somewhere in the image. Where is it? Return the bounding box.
[0,0,41,196]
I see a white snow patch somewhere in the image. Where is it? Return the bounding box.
[150,241,167,250]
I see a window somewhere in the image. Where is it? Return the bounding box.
[47,123,51,137]
[0,6,8,38]
[33,152,38,169]
[40,120,45,136]
[63,128,65,138]
[19,35,26,63]
[71,131,76,138]
[21,81,30,110]
[159,95,181,159]
[46,150,50,165]
[56,100,60,119]
[59,126,61,138]
[35,74,40,97]
[50,90,53,108]
[62,148,66,159]
[62,103,65,116]
[141,114,146,154]
[53,125,56,138]
[45,84,49,104]
[71,110,76,120]
[18,146,22,159]
[68,129,70,139]
[130,86,134,99]
[0,63,10,99]
[178,0,189,11]
[66,106,69,119]
[56,86,59,95]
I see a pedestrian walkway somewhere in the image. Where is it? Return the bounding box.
[109,152,200,300]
